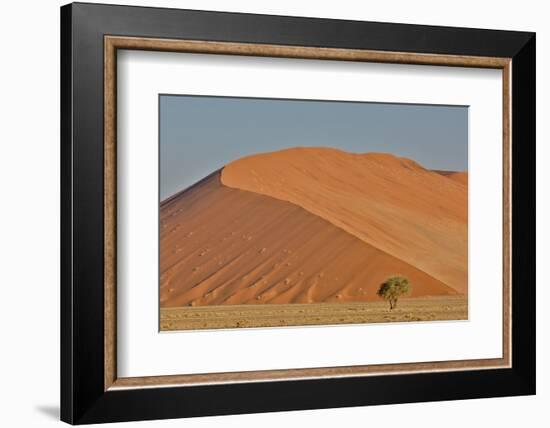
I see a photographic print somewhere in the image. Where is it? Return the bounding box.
[62,7,534,421]
[159,95,468,330]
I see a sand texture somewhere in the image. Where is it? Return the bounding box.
[161,148,467,307]
[222,148,468,293]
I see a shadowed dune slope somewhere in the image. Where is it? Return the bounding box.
[222,148,468,293]
[160,173,457,307]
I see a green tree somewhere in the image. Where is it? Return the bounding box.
[377,276,411,310]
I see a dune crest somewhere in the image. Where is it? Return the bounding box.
[433,169,468,186]
[221,147,467,293]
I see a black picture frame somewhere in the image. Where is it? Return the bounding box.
[61,2,535,424]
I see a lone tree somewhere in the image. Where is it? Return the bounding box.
[377,276,411,310]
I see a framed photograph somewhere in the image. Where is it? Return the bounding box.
[61,2,535,424]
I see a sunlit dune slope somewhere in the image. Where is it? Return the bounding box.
[222,148,468,293]
[160,172,457,307]
[447,171,468,185]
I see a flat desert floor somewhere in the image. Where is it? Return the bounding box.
[160,296,467,331]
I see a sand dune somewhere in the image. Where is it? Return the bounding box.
[160,172,458,307]
[222,148,468,293]
[447,171,468,185]
[433,169,468,186]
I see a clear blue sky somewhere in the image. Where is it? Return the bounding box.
[160,95,468,200]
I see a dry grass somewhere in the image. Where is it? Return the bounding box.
[160,296,467,331]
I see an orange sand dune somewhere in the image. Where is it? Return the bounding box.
[448,171,468,185]
[433,169,468,186]
[222,148,468,293]
[160,172,457,307]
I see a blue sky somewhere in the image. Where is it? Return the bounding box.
[160,95,468,200]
